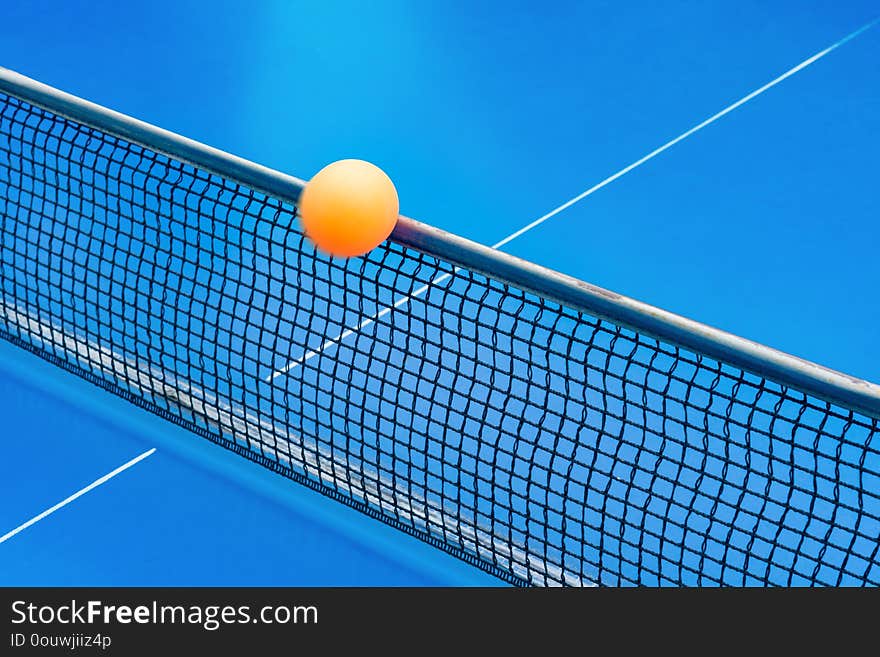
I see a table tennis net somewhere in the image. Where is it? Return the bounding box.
[1,91,878,586]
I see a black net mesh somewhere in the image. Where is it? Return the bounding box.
[1,92,878,586]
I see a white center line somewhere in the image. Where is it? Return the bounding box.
[0,447,156,545]
[266,17,879,383]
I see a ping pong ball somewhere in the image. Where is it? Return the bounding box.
[298,159,399,258]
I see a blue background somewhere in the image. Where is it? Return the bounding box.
[0,1,877,584]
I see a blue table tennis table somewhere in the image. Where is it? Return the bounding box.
[1,4,878,587]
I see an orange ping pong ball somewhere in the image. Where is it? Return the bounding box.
[298,159,399,258]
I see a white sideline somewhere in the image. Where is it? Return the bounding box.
[0,448,156,545]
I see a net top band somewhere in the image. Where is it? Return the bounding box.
[2,65,878,420]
